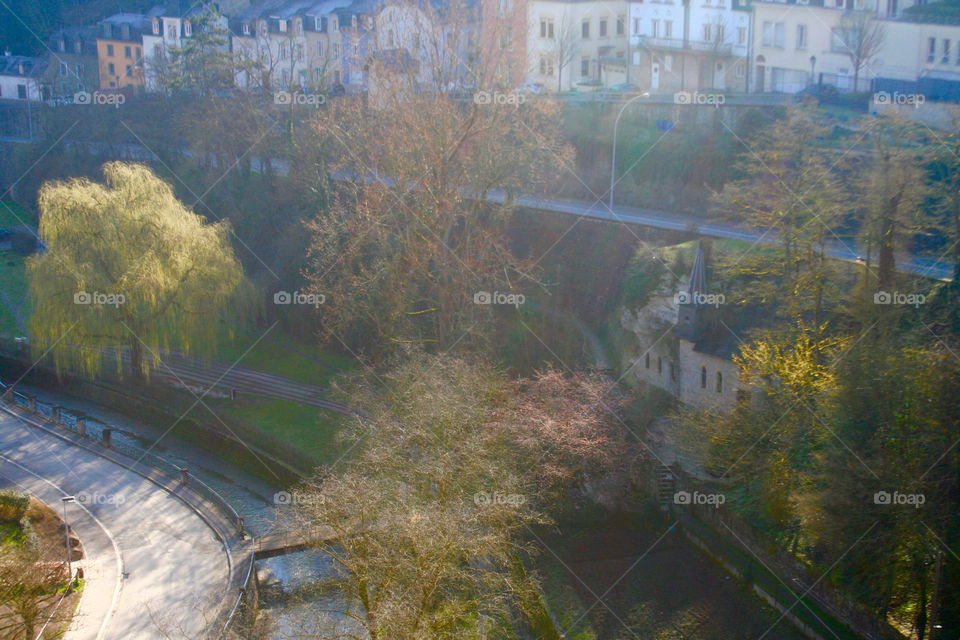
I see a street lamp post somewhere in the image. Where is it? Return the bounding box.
[610,92,651,211]
[61,496,75,583]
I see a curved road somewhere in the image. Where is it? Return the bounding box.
[0,409,230,639]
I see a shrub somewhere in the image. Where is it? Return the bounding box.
[0,490,29,524]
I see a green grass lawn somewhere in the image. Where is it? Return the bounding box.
[208,396,346,465]
[0,251,27,335]
[214,322,355,388]
[0,201,35,228]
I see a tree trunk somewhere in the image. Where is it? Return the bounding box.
[129,338,145,382]
[916,565,928,640]
[878,214,896,291]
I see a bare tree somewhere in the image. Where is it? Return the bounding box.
[290,352,627,639]
[837,11,884,93]
[0,542,72,639]
[554,12,580,91]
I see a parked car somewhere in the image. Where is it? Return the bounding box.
[512,81,545,96]
[601,82,642,98]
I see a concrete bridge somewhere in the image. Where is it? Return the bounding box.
[254,525,339,559]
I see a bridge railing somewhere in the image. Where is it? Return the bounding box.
[0,377,253,639]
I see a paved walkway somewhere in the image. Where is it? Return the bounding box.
[0,409,231,639]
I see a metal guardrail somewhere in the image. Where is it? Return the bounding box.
[0,377,255,639]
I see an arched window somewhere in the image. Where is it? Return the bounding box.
[716,372,723,393]
[700,366,707,388]
[645,352,650,369]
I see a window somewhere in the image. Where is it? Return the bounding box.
[75,41,81,53]
[887,0,897,16]
[184,20,192,37]
[854,0,865,8]
[17,84,26,99]
[259,20,267,35]
[664,20,673,38]
[125,45,131,58]
[59,62,68,77]
[279,19,287,33]
[332,43,339,56]
[58,39,65,52]
[76,63,83,77]
[664,53,673,70]
[700,367,707,388]
[279,43,287,59]
[318,41,324,56]
[296,44,303,61]
[581,57,590,76]
[651,19,659,37]
[152,19,160,35]
[738,26,746,45]
[943,39,951,63]
[540,17,554,39]
[796,25,807,50]
[775,23,785,48]
[125,64,132,77]
[582,19,590,38]
[154,44,162,59]
[498,0,510,16]
[168,23,177,38]
[107,44,114,56]
[539,56,554,75]
[928,37,936,62]
[108,62,115,75]
[717,25,725,42]
[242,23,251,35]
[633,17,641,34]
[600,18,607,37]
[716,372,723,393]
[296,19,303,35]
[703,24,711,42]
[617,15,625,35]
[735,60,745,78]
[645,352,650,369]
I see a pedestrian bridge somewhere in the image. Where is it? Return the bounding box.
[253,525,339,559]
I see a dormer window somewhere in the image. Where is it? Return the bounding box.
[279,19,287,32]
[295,18,302,34]
[242,23,251,35]
[184,20,192,37]
[152,19,160,35]
[315,16,323,31]
[58,39,66,52]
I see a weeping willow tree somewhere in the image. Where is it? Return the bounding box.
[27,162,252,380]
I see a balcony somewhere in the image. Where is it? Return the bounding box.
[635,36,733,56]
